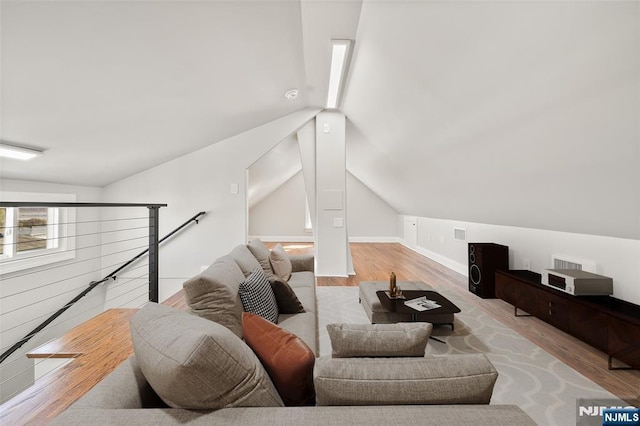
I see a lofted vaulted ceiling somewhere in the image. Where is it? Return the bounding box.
[1,1,638,239]
[1,1,322,186]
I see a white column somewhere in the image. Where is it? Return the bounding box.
[315,111,349,276]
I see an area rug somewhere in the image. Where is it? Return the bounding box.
[317,286,625,426]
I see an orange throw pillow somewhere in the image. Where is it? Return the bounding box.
[242,312,315,406]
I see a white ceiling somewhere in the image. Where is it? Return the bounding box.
[1,1,311,186]
[1,1,638,238]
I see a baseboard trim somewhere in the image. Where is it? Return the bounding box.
[248,236,314,243]
[348,237,402,243]
[400,241,468,277]
[249,236,402,243]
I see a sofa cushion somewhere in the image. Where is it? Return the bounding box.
[52,405,538,425]
[239,268,279,323]
[287,271,316,289]
[183,255,245,338]
[67,356,166,410]
[242,313,315,406]
[129,303,283,410]
[229,244,262,277]
[277,312,318,357]
[270,279,305,314]
[247,239,277,281]
[327,323,432,358]
[314,354,498,406]
[269,244,292,281]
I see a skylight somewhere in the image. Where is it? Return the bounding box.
[326,40,352,109]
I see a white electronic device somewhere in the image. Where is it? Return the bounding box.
[541,269,613,296]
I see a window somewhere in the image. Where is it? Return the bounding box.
[0,192,76,275]
[304,196,312,233]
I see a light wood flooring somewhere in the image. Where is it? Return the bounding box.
[1,242,638,424]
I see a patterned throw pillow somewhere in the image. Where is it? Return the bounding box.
[239,267,279,323]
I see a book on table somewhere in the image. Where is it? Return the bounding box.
[404,296,441,311]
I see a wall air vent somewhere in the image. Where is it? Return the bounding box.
[453,227,467,242]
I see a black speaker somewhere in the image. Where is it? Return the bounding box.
[468,243,509,299]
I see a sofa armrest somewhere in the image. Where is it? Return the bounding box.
[313,354,498,406]
[289,255,314,273]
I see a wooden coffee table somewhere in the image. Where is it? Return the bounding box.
[376,290,461,330]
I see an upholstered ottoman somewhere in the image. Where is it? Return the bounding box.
[359,280,437,324]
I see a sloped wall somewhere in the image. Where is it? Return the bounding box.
[346,172,398,240]
[249,172,309,239]
[345,1,640,240]
[102,108,320,302]
[249,171,399,241]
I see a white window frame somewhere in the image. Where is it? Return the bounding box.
[0,192,76,275]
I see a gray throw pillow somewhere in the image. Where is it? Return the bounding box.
[182,255,245,338]
[327,323,432,357]
[239,267,279,323]
[229,244,262,277]
[269,243,292,281]
[247,239,277,281]
[129,303,284,409]
[270,279,305,314]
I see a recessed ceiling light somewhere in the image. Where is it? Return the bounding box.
[0,143,44,160]
[284,89,299,100]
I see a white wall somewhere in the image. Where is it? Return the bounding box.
[346,172,398,241]
[246,134,302,210]
[249,170,399,241]
[102,108,320,302]
[249,171,309,240]
[0,179,104,403]
[401,214,640,306]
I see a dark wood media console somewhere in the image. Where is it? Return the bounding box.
[495,270,640,370]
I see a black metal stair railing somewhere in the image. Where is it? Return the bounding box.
[0,203,205,365]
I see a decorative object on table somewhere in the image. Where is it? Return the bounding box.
[389,272,397,297]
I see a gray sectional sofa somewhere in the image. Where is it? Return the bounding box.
[52,240,535,425]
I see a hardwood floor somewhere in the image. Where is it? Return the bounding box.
[0,309,139,425]
[1,242,638,424]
